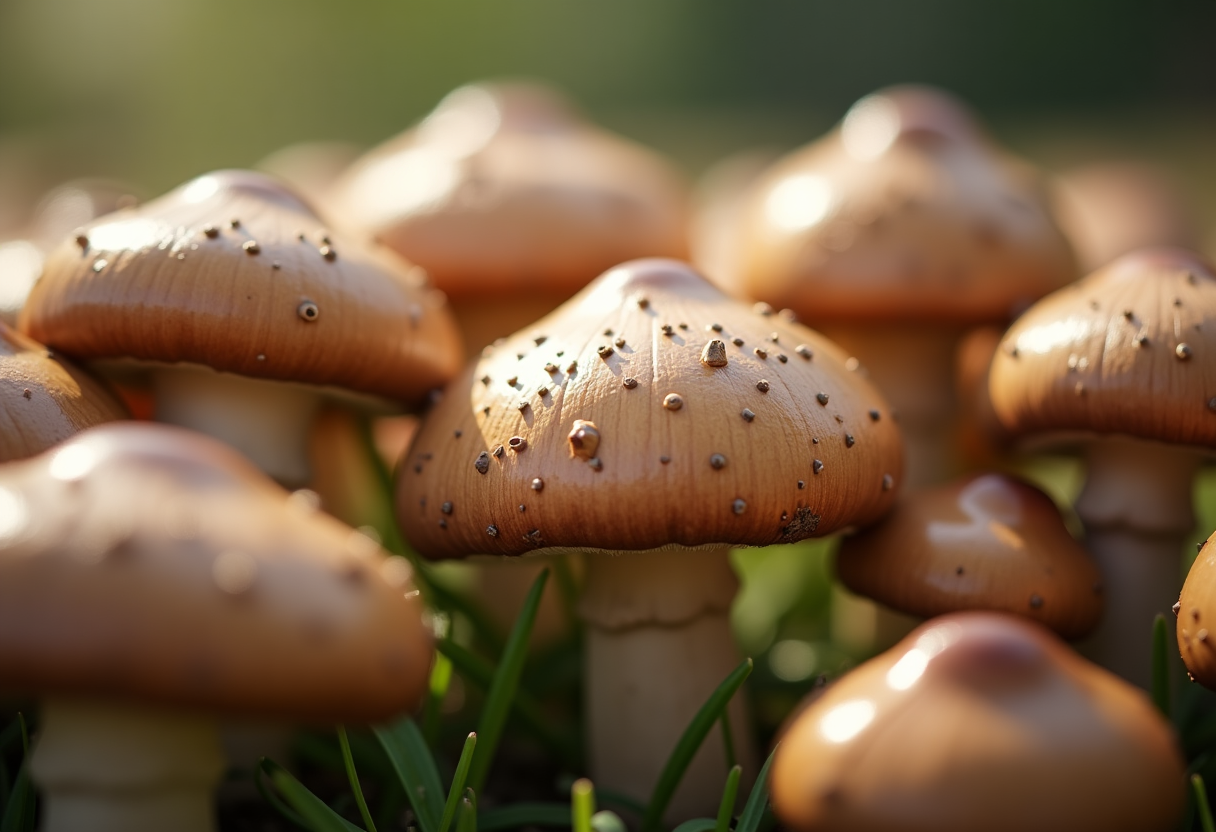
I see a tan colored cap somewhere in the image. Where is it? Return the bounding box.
[331,82,689,301]
[838,474,1102,639]
[990,248,1216,447]
[20,170,462,404]
[729,86,1075,323]
[0,422,431,723]
[0,323,127,462]
[1177,528,1216,687]
[772,612,1185,832]
[396,258,903,559]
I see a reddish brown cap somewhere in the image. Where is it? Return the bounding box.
[396,258,903,559]
[990,248,1216,447]
[331,82,689,301]
[729,86,1076,324]
[838,474,1102,639]
[1177,528,1216,687]
[20,170,462,404]
[0,422,431,722]
[0,323,127,461]
[772,612,1185,832]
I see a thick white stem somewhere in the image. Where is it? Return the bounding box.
[152,365,322,488]
[1074,437,1199,687]
[581,548,757,822]
[31,699,225,832]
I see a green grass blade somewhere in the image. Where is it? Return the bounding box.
[0,764,34,832]
[467,568,550,794]
[641,658,754,832]
[422,651,454,746]
[457,790,478,832]
[255,759,308,827]
[337,726,377,832]
[715,766,741,832]
[572,779,594,832]
[1195,773,1216,832]
[1151,613,1170,719]
[590,812,626,832]
[263,759,364,832]
[670,821,715,832]
[718,709,737,772]
[440,733,478,832]
[735,745,777,832]
[478,803,571,831]
[373,718,444,832]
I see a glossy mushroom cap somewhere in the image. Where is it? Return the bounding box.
[20,170,462,404]
[837,474,1102,639]
[772,612,1185,832]
[396,258,903,559]
[0,323,127,461]
[730,85,1075,323]
[331,82,690,301]
[1177,528,1216,687]
[990,248,1216,448]
[0,422,432,723]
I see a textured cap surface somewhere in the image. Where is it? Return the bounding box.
[20,170,462,403]
[0,422,431,722]
[396,258,903,559]
[772,612,1185,832]
[990,249,1216,447]
[730,86,1075,323]
[1177,528,1216,688]
[332,82,689,300]
[0,323,127,461]
[838,474,1102,638]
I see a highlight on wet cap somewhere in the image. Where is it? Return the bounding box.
[837,473,1102,639]
[0,322,127,462]
[0,422,432,723]
[20,169,462,404]
[771,612,1186,832]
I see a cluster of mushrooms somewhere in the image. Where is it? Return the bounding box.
[0,80,1212,831]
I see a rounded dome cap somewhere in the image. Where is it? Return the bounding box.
[396,258,903,559]
[1177,527,1216,688]
[20,170,462,404]
[989,248,1216,448]
[0,422,432,722]
[838,473,1102,638]
[772,612,1185,832]
[731,86,1075,323]
[331,82,690,300]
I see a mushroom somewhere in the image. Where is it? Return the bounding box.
[395,258,904,818]
[0,422,431,832]
[771,612,1186,832]
[837,473,1103,639]
[330,81,690,356]
[0,322,127,460]
[1178,527,1216,687]
[989,248,1216,685]
[19,169,462,486]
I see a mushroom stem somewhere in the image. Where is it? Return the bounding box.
[580,547,757,821]
[31,698,225,832]
[1074,436,1199,686]
[153,365,322,488]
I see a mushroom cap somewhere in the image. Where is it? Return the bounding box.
[837,474,1102,639]
[1177,528,1216,687]
[19,170,463,404]
[395,258,903,559]
[330,82,690,301]
[0,422,432,723]
[0,323,127,462]
[989,248,1216,448]
[771,612,1185,832]
[729,85,1076,323]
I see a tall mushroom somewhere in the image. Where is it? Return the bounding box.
[395,258,903,817]
[19,169,462,486]
[990,248,1216,685]
[0,422,431,832]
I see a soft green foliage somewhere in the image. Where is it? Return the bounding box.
[374,719,445,832]
[714,766,741,832]
[1195,774,1215,832]
[440,734,477,832]
[338,726,378,832]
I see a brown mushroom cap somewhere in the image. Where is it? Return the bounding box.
[989,248,1216,448]
[729,85,1075,323]
[331,82,689,301]
[395,258,903,559]
[1177,528,1216,687]
[0,323,127,461]
[772,612,1185,832]
[19,170,462,404]
[0,422,431,723]
[837,474,1102,639]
